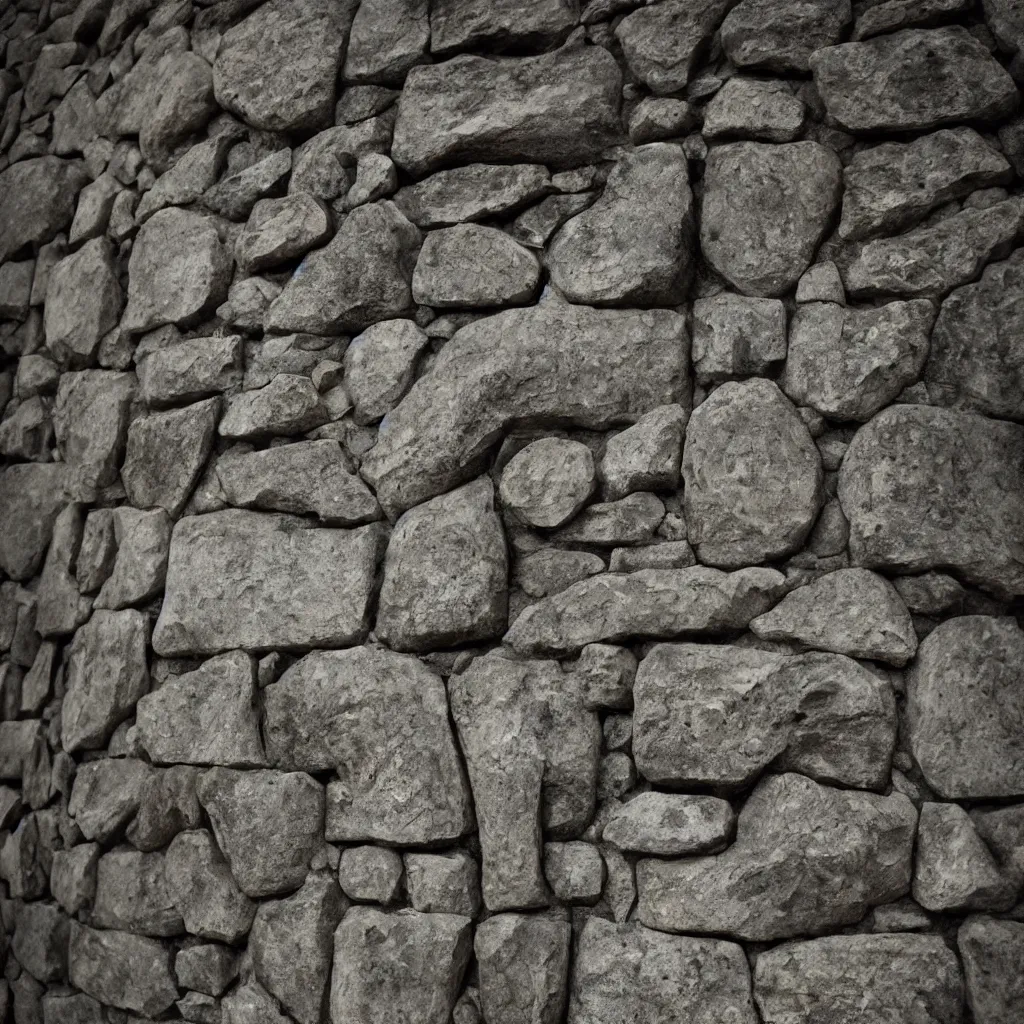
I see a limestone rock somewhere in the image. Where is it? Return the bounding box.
[430,0,577,54]
[691,293,788,384]
[701,142,842,297]
[153,511,383,655]
[958,916,1024,1024]
[344,0,429,85]
[636,773,916,940]
[262,647,472,845]
[92,850,183,937]
[236,194,333,274]
[500,438,596,529]
[0,464,65,580]
[344,319,430,424]
[702,77,806,142]
[721,0,851,72]
[219,374,328,440]
[0,157,88,265]
[376,477,508,651]
[547,144,695,306]
[602,793,735,856]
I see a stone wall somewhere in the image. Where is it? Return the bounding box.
[1,0,1024,1022]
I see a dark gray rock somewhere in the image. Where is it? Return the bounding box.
[0,469,64,577]
[36,504,92,637]
[174,944,239,998]
[853,0,971,39]
[12,901,67,983]
[289,117,393,202]
[344,0,429,84]
[339,846,404,903]
[127,765,203,853]
[95,507,172,611]
[68,758,154,843]
[544,840,604,903]
[958,915,1024,1024]
[343,319,430,424]
[50,844,99,915]
[202,149,292,222]
[500,438,596,529]
[603,793,735,856]
[136,136,232,223]
[430,0,577,54]
[236,194,333,274]
[702,77,806,142]
[137,335,243,408]
[721,0,851,72]
[511,193,597,248]
[629,96,697,143]
[92,850,183,937]
[691,293,788,384]
[0,157,88,264]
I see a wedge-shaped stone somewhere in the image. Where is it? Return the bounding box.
[547,143,695,306]
[137,336,242,407]
[753,934,962,1024]
[92,850,183,937]
[838,406,1024,598]
[505,566,785,655]
[450,652,601,910]
[603,793,735,856]
[0,464,67,581]
[636,773,916,940]
[751,568,917,666]
[810,27,1018,132]
[153,511,384,655]
[634,643,896,790]
[362,304,688,514]
[569,918,758,1024]
[263,647,473,845]
[839,127,1012,242]
[236,194,333,273]
[391,46,622,175]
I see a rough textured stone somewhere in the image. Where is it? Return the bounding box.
[701,142,842,297]
[92,850,183,937]
[722,0,851,72]
[600,406,686,500]
[174,945,239,998]
[136,336,243,408]
[405,852,480,917]
[202,148,292,222]
[153,511,383,655]
[127,765,203,853]
[343,319,430,424]
[544,841,605,903]
[50,844,99,915]
[340,846,404,903]
[68,758,154,842]
[36,504,92,637]
[958,916,1024,1024]
[636,773,917,940]
[500,438,596,529]
[0,157,88,264]
[344,0,429,85]
[430,0,576,53]
[262,647,472,844]
[235,194,333,273]
[550,492,665,547]
[0,464,66,581]
[95,507,172,610]
[219,374,328,439]
[810,27,1018,132]
[603,793,735,856]
[838,406,1024,598]
[702,77,806,142]
[12,902,67,983]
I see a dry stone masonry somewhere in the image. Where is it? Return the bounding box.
[2,1,1024,1023]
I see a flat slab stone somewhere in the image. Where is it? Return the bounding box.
[636,773,917,941]
[152,511,384,656]
[362,304,689,514]
[429,0,576,54]
[602,793,736,856]
[391,46,623,176]
[837,405,1024,598]
[0,157,88,264]
[633,642,897,790]
[262,646,472,845]
[136,335,243,407]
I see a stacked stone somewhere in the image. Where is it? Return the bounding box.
[1,0,1024,1023]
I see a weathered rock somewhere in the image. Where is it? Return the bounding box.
[782,299,935,421]
[95,508,172,610]
[127,765,203,853]
[603,793,735,856]
[135,135,232,223]
[753,934,963,1024]
[288,118,392,201]
[702,76,806,142]
[551,492,665,547]
[201,148,292,222]
[853,0,971,39]
[50,844,99,915]
[68,924,177,1018]
[840,127,1012,242]
[843,198,1024,300]
[222,979,291,1024]
[137,336,242,408]
[362,304,688,514]
[601,406,686,500]
[262,646,472,844]
[36,504,92,637]
[0,463,66,581]
[330,908,473,1024]
[810,27,1018,132]
[544,841,605,903]
[343,319,429,424]
[92,850,183,937]
[691,294,788,384]
[68,758,154,842]
[958,916,1024,1024]
[0,260,33,321]
[972,805,1024,889]
[475,913,571,1024]
[340,846,404,903]
[634,642,896,789]
[164,829,256,943]
[450,652,600,909]
[342,0,428,84]
[250,874,346,1024]
[12,901,67,983]
[122,209,232,333]
[219,374,328,439]
[267,201,420,335]
[404,851,480,916]
[236,194,333,274]
[500,438,596,529]
[153,511,383,655]
[43,239,122,369]
[0,157,88,264]
[413,224,540,307]
[568,918,758,1024]
[213,0,352,132]
[197,768,324,897]
[722,0,851,72]
[174,944,239,998]
[391,47,622,175]
[243,333,346,390]
[62,609,149,753]
[629,96,696,143]
[701,142,842,297]
[838,405,1024,598]
[376,477,508,651]
[636,773,916,940]
[512,193,597,248]
[750,568,917,665]
[430,0,576,53]
[796,261,846,304]
[0,395,54,462]
[547,144,695,306]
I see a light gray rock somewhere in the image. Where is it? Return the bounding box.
[330,908,473,1024]
[500,438,596,529]
[136,136,232,223]
[722,0,851,71]
[839,127,1012,242]
[691,293,788,384]
[0,157,88,264]
[250,874,346,1024]
[153,511,383,655]
[842,197,1024,300]
[600,405,686,501]
[972,805,1024,889]
[634,642,896,789]
[837,406,1024,598]
[36,504,92,637]
[544,841,605,903]
[0,463,66,581]
[574,643,637,710]
[412,224,540,308]
[137,335,243,407]
[343,319,429,424]
[174,944,239,998]
[92,850,183,937]
[547,143,695,306]
[603,793,735,856]
[0,260,33,321]
[213,0,353,131]
[702,77,805,141]
[796,261,846,304]
[782,299,935,421]
[429,0,577,53]
[244,333,346,390]
[753,934,963,1024]
[122,208,232,333]
[391,46,622,175]
[475,913,571,1024]
[750,568,917,665]
[288,117,393,201]
[505,566,786,655]
[376,477,508,651]
[339,846,404,903]
[701,142,842,297]
[344,0,429,84]
[404,851,480,916]
[202,148,292,222]
[218,374,328,439]
[0,395,54,462]
[235,194,333,273]
[362,304,688,514]
[266,200,421,335]
[636,773,917,940]
[222,979,291,1024]
[62,609,149,753]
[958,916,1024,1024]
[137,52,217,172]
[683,378,822,568]
[68,758,154,843]
[262,646,472,844]
[450,652,600,909]
[551,492,665,547]
[95,508,172,611]
[810,27,1018,132]
[569,918,757,1024]
[907,616,1024,798]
